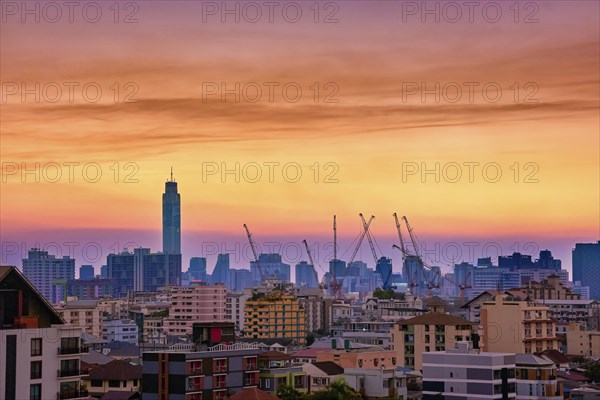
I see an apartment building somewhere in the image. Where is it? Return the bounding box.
[390,312,476,371]
[298,288,333,334]
[225,291,248,334]
[142,323,260,400]
[243,293,306,344]
[258,351,306,394]
[345,368,408,399]
[102,319,139,343]
[0,266,87,400]
[567,323,600,358]
[316,345,398,370]
[164,283,227,336]
[56,299,104,337]
[423,342,517,400]
[515,353,562,399]
[480,294,560,354]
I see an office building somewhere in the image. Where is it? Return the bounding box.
[22,248,75,303]
[250,254,291,284]
[211,253,230,285]
[162,170,181,254]
[0,266,87,400]
[107,248,181,297]
[164,283,227,336]
[295,261,318,289]
[79,265,95,280]
[573,241,600,300]
[189,257,207,282]
[228,268,253,292]
[375,257,393,288]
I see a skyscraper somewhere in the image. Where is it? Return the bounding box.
[295,261,318,289]
[162,169,181,254]
[22,248,75,303]
[573,241,600,300]
[79,264,95,280]
[212,253,230,284]
[189,257,207,281]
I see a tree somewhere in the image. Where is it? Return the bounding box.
[304,379,365,400]
[372,287,405,301]
[306,332,316,346]
[583,360,600,382]
[276,383,302,400]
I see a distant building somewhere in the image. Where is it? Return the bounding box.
[499,252,534,270]
[79,265,95,280]
[251,254,291,283]
[189,257,207,282]
[164,283,227,336]
[107,248,181,297]
[211,253,230,285]
[0,266,86,400]
[422,342,517,400]
[228,268,252,292]
[295,261,318,289]
[573,241,600,300]
[67,278,112,300]
[162,171,181,254]
[22,248,75,303]
[567,323,600,358]
[56,299,104,337]
[375,257,393,288]
[243,293,306,344]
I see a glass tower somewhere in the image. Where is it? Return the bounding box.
[162,169,181,254]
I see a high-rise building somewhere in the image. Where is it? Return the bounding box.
[0,266,87,400]
[250,254,290,283]
[189,257,207,282]
[79,265,95,280]
[22,248,75,303]
[162,170,181,254]
[228,268,252,292]
[243,293,306,344]
[295,261,318,289]
[212,253,230,284]
[375,257,393,288]
[107,248,181,297]
[573,241,600,300]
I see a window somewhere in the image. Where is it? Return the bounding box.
[30,361,42,379]
[30,384,41,400]
[91,380,102,387]
[109,380,120,387]
[31,338,42,356]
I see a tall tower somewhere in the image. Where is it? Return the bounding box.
[162,168,181,254]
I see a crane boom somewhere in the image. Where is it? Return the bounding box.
[393,213,407,260]
[302,240,319,289]
[333,215,337,261]
[359,213,378,263]
[243,224,263,280]
[402,216,422,262]
[349,214,374,264]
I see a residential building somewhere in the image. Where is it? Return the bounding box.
[84,359,142,397]
[390,312,477,371]
[519,274,580,300]
[162,171,181,254]
[225,292,249,334]
[298,288,333,334]
[302,361,344,393]
[480,294,560,354]
[243,293,306,344]
[573,241,600,300]
[362,293,425,322]
[66,278,112,300]
[56,299,104,337]
[345,368,408,399]
[422,342,517,400]
[515,353,562,399]
[519,269,569,286]
[102,319,139,343]
[542,299,600,331]
[22,248,75,303]
[0,265,87,400]
[142,322,260,400]
[316,345,398,369]
[567,323,600,357]
[258,351,306,394]
[164,283,227,336]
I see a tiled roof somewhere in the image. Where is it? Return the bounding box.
[313,361,344,376]
[398,312,475,326]
[534,349,570,364]
[88,359,142,381]
[258,351,291,361]
[228,387,280,400]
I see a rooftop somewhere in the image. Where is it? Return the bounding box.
[398,312,475,326]
[312,361,344,376]
[88,359,142,381]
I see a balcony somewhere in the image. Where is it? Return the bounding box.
[246,363,258,371]
[56,390,88,399]
[244,379,259,386]
[58,346,89,355]
[57,369,81,378]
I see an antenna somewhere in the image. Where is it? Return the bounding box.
[170,167,174,182]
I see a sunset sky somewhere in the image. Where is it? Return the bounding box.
[1,1,598,276]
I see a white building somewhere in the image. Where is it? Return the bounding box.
[22,248,75,303]
[102,319,139,343]
[226,291,249,333]
[0,266,87,400]
[344,368,408,399]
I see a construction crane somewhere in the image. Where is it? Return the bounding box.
[348,214,375,264]
[302,239,320,290]
[243,224,264,282]
[359,213,378,263]
[393,213,407,265]
[328,215,344,299]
